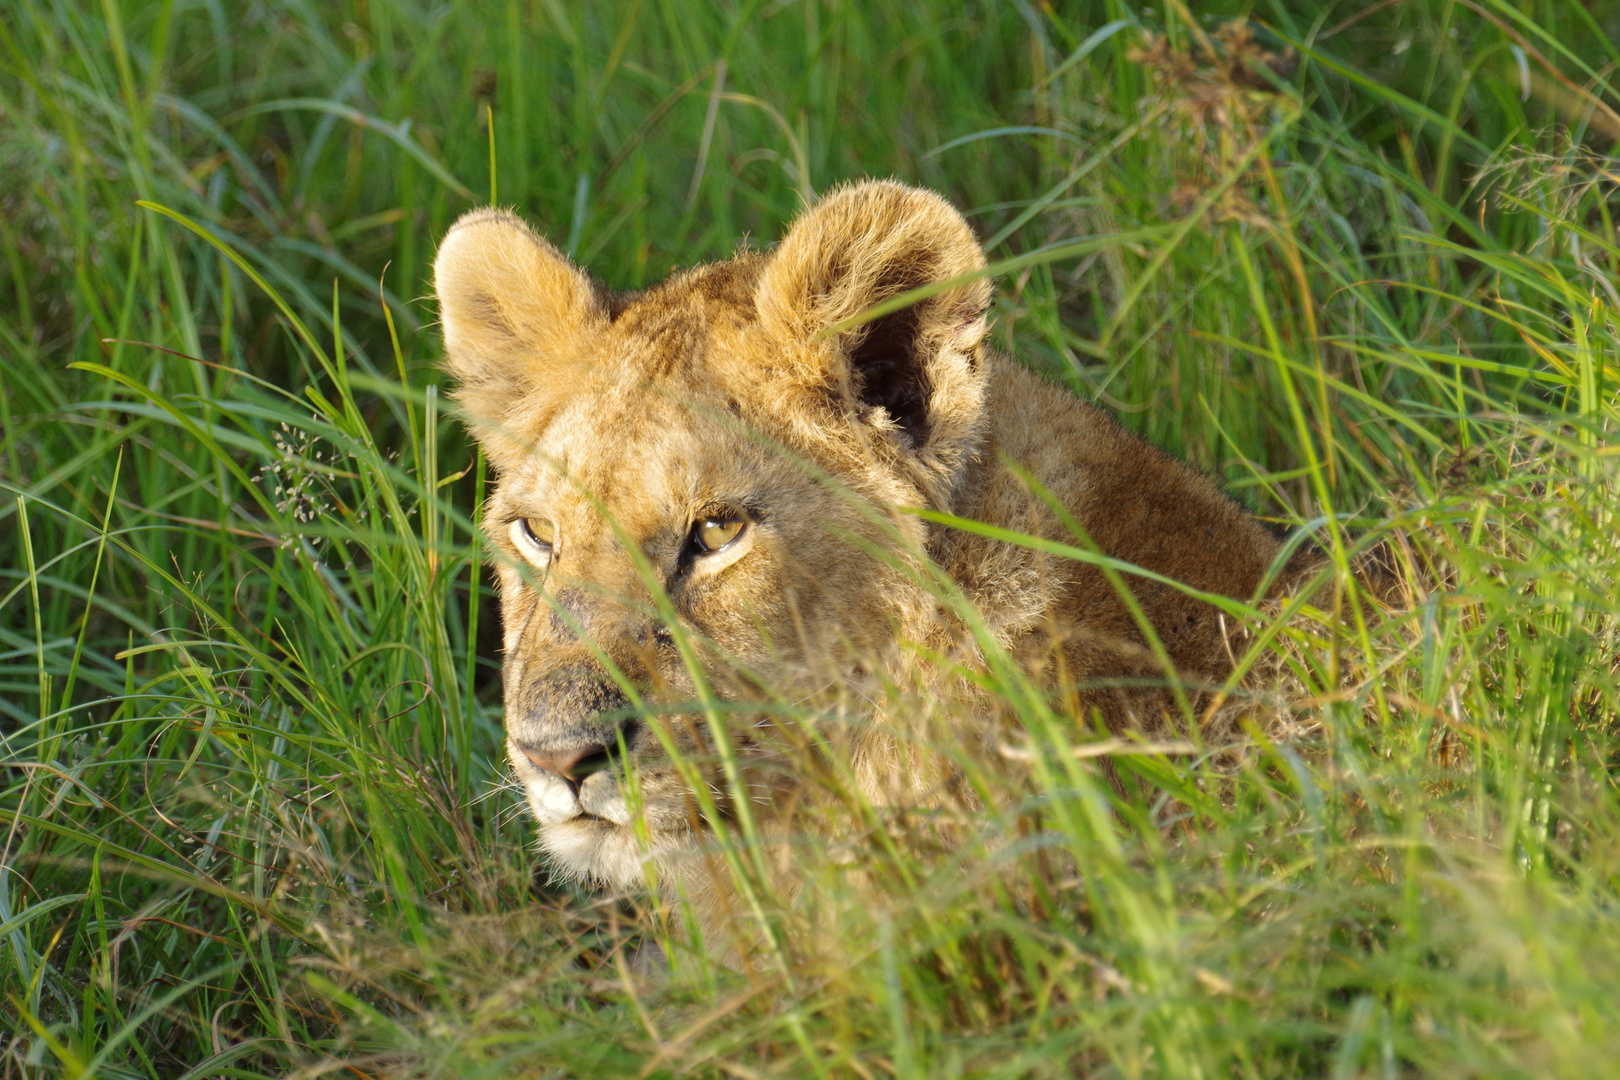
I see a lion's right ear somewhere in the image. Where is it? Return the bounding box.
[433,210,604,459]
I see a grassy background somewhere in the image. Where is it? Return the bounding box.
[4,0,1620,1075]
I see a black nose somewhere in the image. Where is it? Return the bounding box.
[517,721,640,781]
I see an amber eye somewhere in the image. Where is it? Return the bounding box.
[692,516,746,553]
[509,517,555,568]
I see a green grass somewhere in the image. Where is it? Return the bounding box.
[4,0,1620,1075]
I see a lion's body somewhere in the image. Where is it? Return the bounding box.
[433,181,1315,920]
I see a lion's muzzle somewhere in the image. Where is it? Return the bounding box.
[507,669,645,818]
[507,669,635,763]
[515,723,639,782]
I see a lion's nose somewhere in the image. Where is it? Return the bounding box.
[517,724,638,781]
[521,744,606,780]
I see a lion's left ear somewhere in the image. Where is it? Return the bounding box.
[434,209,605,467]
[756,180,992,485]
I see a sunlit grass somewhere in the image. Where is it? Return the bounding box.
[3,1,1620,1076]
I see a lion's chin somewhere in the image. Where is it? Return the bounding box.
[522,766,693,890]
[538,815,648,888]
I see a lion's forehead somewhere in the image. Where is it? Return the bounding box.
[489,254,845,548]
[500,391,791,545]
[615,253,763,329]
[601,257,770,379]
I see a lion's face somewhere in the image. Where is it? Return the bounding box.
[434,182,993,892]
[484,388,922,886]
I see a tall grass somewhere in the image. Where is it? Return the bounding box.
[3,0,1619,1076]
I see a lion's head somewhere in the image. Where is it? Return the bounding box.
[434,181,992,898]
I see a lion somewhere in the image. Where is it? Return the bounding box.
[432,180,1321,931]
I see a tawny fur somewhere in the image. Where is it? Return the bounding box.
[433,181,1318,932]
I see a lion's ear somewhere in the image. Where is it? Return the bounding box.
[433,210,604,456]
[756,180,991,457]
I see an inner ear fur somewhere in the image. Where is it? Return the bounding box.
[433,209,604,454]
[756,180,992,453]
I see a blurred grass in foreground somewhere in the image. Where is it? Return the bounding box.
[3,0,1620,1076]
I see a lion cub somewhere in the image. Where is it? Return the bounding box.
[434,180,1314,913]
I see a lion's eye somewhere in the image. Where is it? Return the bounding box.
[692,516,746,553]
[509,517,555,568]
